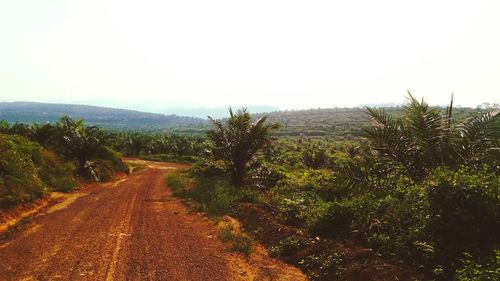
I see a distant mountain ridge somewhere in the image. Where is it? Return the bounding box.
[0,101,482,136]
[0,102,207,131]
[161,105,280,119]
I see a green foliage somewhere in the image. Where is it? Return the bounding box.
[309,200,355,239]
[167,168,263,216]
[298,250,344,281]
[207,108,280,186]
[2,116,128,182]
[302,146,329,169]
[236,187,263,203]
[0,134,76,206]
[219,224,254,255]
[272,189,324,227]
[425,167,500,277]
[168,171,237,216]
[158,95,498,280]
[166,171,187,195]
[204,185,237,216]
[39,150,76,192]
[456,251,500,281]
[110,131,206,158]
[139,153,199,164]
[229,231,254,254]
[250,162,287,189]
[0,134,47,205]
[364,93,499,183]
[269,235,308,257]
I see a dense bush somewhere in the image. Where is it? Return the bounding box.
[298,249,344,280]
[455,251,500,281]
[39,150,76,192]
[261,109,498,279]
[270,235,308,257]
[166,171,237,216]
[2,117,129,183]
[0,134,76,206]
[309,200,355,238]
[425,167,500,279]
[83,146,128,182]
[159,97,498,280]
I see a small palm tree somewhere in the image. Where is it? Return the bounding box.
[57,116,106,176]
[364,92,499,182]
[207,108,280,187]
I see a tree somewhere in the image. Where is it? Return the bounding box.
[364,92,499,182]
[56,116,106,176]
[207,108,280,187]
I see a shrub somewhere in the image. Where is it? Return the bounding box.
[0,134,47,205]
[82,147,128,182]
[270,235,308,257]
[309,200,354,238]
[425,167,500,278]
[236,187,263,204]
[455,250,500,281]
[250,162,286,189]
[166,171,188,195]
[230,232,254,254]
[39,149,76,192]
[273,190,322,226]
[0,134,76,205]
[299,250,344,281]
[219,224,254,255]
[302,146,329,169]
[205,185,237,216]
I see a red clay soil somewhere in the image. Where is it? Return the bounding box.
[0,161,306,281]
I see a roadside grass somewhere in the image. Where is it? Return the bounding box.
[165,171,256,255]
[166,171,263,217]
[218,219,254,255]
[140,153,200,164]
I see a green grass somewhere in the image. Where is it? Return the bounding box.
[219,224,254,255]
[140,153,199,164]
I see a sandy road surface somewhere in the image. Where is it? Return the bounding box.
[0,161,306,281]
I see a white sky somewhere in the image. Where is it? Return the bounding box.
[0,0,499,110]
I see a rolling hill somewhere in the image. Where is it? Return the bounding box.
[0,102,207,131]
[0,102,484,136]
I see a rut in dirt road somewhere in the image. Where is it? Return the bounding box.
[0,161,306,281]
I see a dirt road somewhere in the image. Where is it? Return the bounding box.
[0,161,306,281]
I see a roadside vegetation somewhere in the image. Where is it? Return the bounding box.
[166,96,499,281]
[0,116,127,207]
[1,95,498,280]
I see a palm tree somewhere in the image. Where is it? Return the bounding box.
[56,116,106,177]
[364,92,499,182]
[207,108,280,187]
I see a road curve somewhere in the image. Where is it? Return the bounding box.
[0,161,306,281]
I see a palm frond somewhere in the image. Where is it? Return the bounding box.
[456,110,500,164]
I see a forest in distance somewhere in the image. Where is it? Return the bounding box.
[0,100,495,136]
[1,94,499,281]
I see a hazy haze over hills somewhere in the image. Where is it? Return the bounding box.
[1,101,487,136]
[0,102,207,131]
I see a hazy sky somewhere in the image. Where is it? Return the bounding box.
[1,0,499,110]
